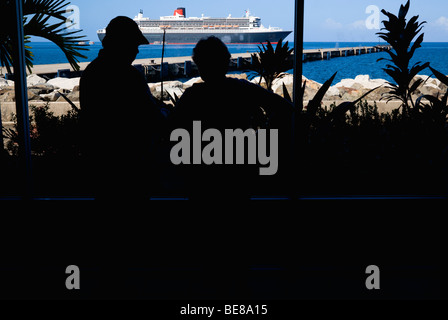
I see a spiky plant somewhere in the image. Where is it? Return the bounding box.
[376,0,429,112]
[414,66,448,126]
[0,0,87,73]
[250,39,293,92]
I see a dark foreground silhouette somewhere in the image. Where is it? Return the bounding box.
[80,16,165,200]
[170,36,294,201]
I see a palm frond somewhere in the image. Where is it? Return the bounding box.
[24,13,87,71]
[0,0,87,73]
[23,0,69,20]
[377,0,428,109]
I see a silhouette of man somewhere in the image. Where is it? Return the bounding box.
[80,16,164,200]
[171,36,293,200]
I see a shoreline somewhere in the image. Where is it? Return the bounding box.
[1,44,390,81]
[0,100,406,124]
[2,72,447,123]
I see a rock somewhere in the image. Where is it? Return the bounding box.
[323,75,390,101]
[0,88,42,102]
[149,81,184,100]
[0,86,15,102]
[419,83,441,97]
[304,78,322,92]
[0,78,8,88]
[324,86,341,99]
[409,75,424,88]
[367,86,391,100]
[165,87,184,101]
[28,90,44,101]
[302,78,323,101]
[0,90,15,102]
[351,82,365,90]
[354,75,371,84]
[175,73,448,103]
[333,78,356,88]
[271,73,294,93]
[148,80,184,91]
[339,87,363,101]
[354,75,384,89]
[47,77,80,91]
[147,83,156,92]
[28,84,55,95]
[250,76,263,85]
[272,74,324,101]
[428,78,440,87]
[434,78,448,92]
[66,90,80,102]
[54,85,81,102]
[183,77,203,88]
[0,78,14,88]
[40,91,61,102]
[55,90,79,102]
[333,75,388,91]
[27,74,46,87]
[152,90,170,101]
[0,86,14,95]
[227,73,248,80]
[408,76,439,97]
[439,83,448,93]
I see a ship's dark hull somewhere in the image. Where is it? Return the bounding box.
[97,31,291,44]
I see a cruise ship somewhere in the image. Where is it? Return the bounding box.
[97,8,292,45]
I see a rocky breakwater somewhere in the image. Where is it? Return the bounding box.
[0,73,248,105]
[148,73,248,102]
[153,73,448,105]
[0,74,80,103]
[271,73,448,103]
[3,72,446,113]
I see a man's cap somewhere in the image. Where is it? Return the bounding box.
[103,16,149,46]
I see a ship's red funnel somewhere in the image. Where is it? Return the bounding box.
[174,7,186,17]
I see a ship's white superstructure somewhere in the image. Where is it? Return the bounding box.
[97,8,292,45]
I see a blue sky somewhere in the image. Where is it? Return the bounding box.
[31,0,448,42]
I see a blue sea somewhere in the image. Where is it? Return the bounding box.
[28,41,448,84]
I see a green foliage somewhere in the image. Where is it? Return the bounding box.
[2,114,20,156]
[306,72,337,117]
[1,0,447,196]
[250,39,293,92]
[3,104,81,157]
[376,0,429,110]
[305,99,447,194]
[414,66,448,127]
[0,0,88,73]
[286,72,381,134]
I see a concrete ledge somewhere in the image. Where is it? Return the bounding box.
[1,100,403,123]
[1,102,80,122]
[319,100,403,114]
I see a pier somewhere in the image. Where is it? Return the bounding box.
[302,45,391,62]
[2,45,391,81]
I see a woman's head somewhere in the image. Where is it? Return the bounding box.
[193,36,231,82]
